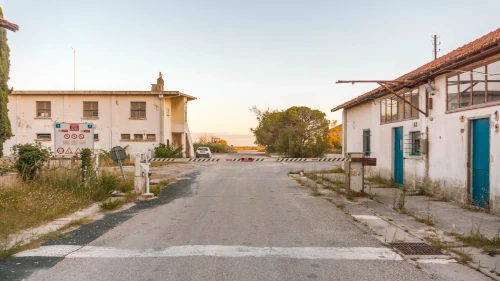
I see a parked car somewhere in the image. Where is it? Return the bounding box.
[196,147,212,158]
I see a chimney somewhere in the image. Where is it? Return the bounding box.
[151,72,164,91]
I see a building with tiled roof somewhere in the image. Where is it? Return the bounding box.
[331,28,500,212]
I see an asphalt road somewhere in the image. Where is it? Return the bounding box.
[4,162,445,281]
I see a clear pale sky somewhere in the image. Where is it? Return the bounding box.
[2,0,500,138]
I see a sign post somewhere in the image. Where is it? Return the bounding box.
[54,123,94,156]
[110,146,127,180]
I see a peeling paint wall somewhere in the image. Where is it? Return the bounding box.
[3,94,194,156]
[343,61,500,210]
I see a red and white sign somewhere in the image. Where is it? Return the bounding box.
[54,123,94,156]
[70,124,79,131]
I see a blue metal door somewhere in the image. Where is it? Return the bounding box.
[394,127,404,186]
[472,119,490,208]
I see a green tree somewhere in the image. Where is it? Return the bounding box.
[251,106,330,158]
[0,7,12,157]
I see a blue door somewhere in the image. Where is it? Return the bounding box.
[394,127,404,186]
[472,119,490,208]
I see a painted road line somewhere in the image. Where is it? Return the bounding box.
[417,259,457,264]
[15,245,83,257]
[352,215,383,220]
[62,245,403,260]
[15,245,402,260]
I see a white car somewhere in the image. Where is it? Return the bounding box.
[195,147,212,158]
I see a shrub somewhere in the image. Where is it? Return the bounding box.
[154,143,183,158]
[193,142,231,153]
[13,143,51,181]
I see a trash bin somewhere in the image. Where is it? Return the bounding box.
[346,152,364,193]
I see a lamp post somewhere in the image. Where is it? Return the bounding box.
[71,47,75,91]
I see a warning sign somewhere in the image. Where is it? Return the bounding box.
[54,122,94,156]
[70,124,79,131]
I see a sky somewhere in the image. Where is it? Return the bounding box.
[2,0,500,144]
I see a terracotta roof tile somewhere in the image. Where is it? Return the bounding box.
[331,28,500,112]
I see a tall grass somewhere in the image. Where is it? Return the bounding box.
[0,170,132,244]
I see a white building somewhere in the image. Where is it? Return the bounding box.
[332,29,500,211]
[3,73,196,157]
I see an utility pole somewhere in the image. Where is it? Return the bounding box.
[432,35,441,61]
[71,47,76,90]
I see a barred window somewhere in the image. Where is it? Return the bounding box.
[83,102,98,117]
[36,101,51,117]
[131,102,146,119]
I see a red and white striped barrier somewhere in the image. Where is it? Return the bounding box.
[148,157,352,163]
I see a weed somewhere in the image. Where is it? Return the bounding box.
[294,178,307,187]
[288,170,300,175]
[310,188,322,197]
[366,174,391,185]
[62,217,93,230]
[0,230,69,260]
[393,188,406,213]
[150,186,161,196]
[448,248,473,264]
[366,191,379,201]
[346,190,355,201]
[447,224,500,256]
[99,199,124,211]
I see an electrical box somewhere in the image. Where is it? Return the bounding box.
[420,139,428,154]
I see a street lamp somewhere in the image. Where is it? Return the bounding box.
[71,47,75,91]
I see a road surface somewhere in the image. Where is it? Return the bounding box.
[3,162,444,281]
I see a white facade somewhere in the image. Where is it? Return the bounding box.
[3,90,196,157]
[339,52,500,211]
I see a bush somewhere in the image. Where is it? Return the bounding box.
[13,143,51,181]
[154,143,183,158]
[193,142,231,153]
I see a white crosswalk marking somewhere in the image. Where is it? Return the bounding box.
[16,245,402,261]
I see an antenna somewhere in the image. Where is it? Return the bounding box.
[432,35,441,61]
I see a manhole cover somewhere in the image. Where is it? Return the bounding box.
[389,242,443,255]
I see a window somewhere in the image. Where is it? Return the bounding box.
[94,134,99,140]
[36,133,51,140]
[459,72,471,108]
[447,75,459,110]
[488,61,500,102]
[165,107,170,116]
[83,102,98,118]
[447,60,500,110]
[131,102,146,119]
[363,130,370,157]
[411,132,421,156]
[134,134,143,140]
[379,89,419,124]
[147,134,156,141]
[121,134,130,140]
[36,101,51,117]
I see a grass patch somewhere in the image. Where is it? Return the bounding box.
[425,236,473,264]
[294,178,307,187]
[0,171,132,249]
[61,217,93,231]
[447,225,500,256]
[0,230,70,260]
[310,188,322,197]
[448,248,473,263]
[99,199,124,211]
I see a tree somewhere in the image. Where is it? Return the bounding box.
[0,7,17,157]
[251,106,330,158]
[328,120,342,149]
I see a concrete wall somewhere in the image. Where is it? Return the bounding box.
[343,58,500,209]
[3,94,195,156]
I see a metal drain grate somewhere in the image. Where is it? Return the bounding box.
[390,242,443,255]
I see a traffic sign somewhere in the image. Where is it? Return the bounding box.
[110,146,127,163]
[54,122,94,156]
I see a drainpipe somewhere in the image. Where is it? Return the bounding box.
[159,95,165,144]
[342,109,348,158]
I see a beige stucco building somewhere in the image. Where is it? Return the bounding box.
[3,73,196,157]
